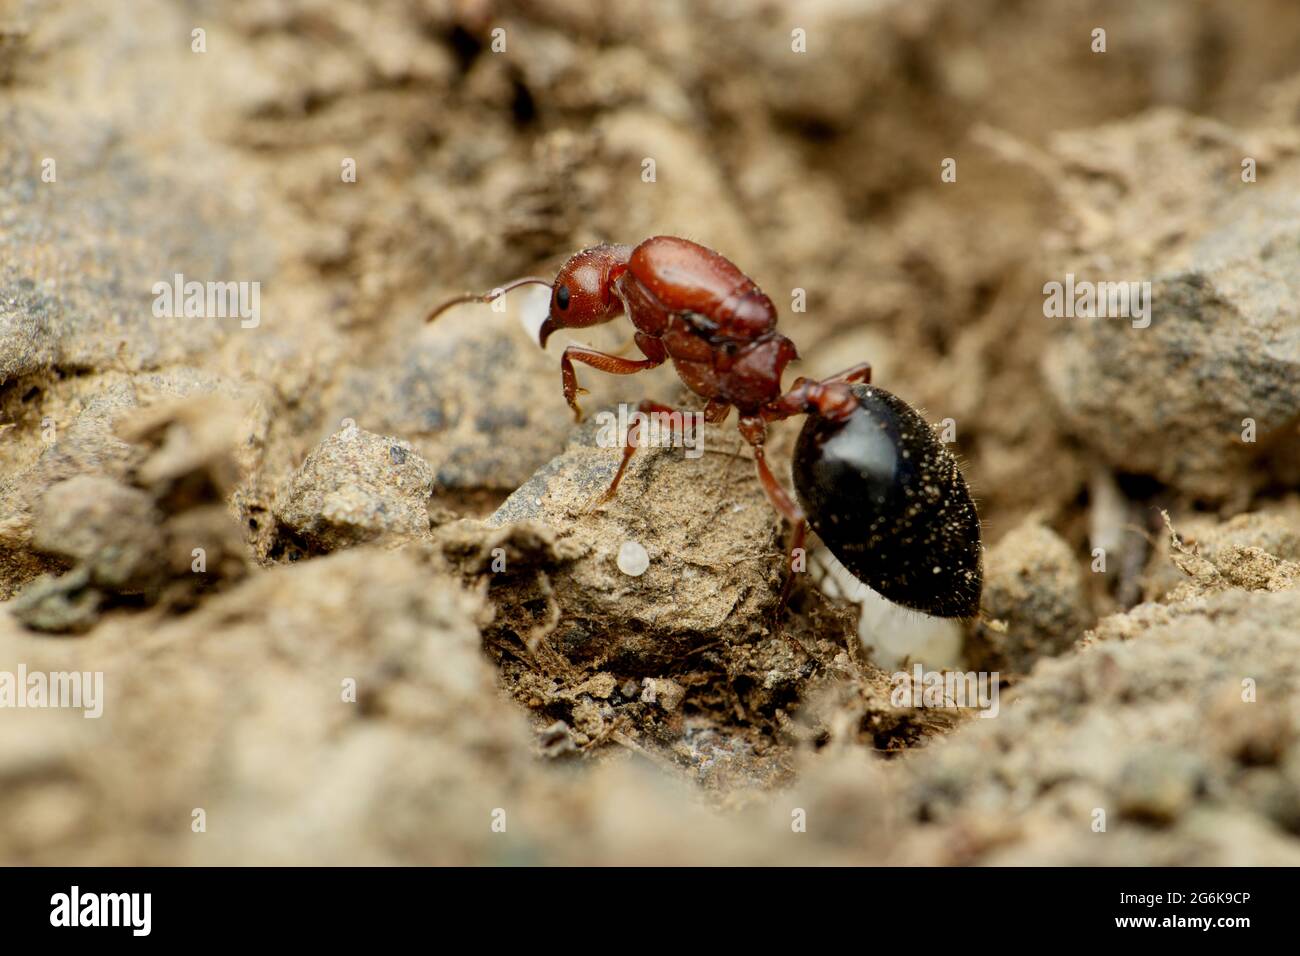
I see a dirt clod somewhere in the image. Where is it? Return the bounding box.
[970,519,1091,675]
[274,426,436,552]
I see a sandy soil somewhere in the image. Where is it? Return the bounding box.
[1,0,1299,864]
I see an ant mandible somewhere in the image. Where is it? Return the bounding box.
[427,236,982,619]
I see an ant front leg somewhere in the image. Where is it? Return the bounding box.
[737,415,808,619]
[594,396,729,508]
[559,333,666,421]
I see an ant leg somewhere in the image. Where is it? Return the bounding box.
[703,397,732,424]
[560,348,659,421]
[737,415,808,618]
[595,399,678,506]
[761,377,860,426]
[774,362,870,405]
[559,334,666,421]
[594,397,727,507]
[823,361,871,385]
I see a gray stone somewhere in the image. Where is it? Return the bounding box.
[10,566,102,634]
[33,475,164,590]
[1043,114,1300,502]
[274,426,435,551]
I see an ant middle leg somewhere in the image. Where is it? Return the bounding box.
[594,399,677,508]
[593,396,729,507]
[559,333,666,421]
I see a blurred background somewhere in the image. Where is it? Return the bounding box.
[2,0,1299,864]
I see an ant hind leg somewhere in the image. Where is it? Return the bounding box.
[824,361,871,385]
[737,415,816,655]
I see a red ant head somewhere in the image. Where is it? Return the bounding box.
[538,244,632,348]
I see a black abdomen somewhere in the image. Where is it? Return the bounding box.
[793,385,982,619]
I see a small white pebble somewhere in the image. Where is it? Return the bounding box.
[617,540,650,576]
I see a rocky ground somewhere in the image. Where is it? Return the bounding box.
[1,0,1298,864]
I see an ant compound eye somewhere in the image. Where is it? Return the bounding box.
[556,285,571,310]
[792,384,982,619]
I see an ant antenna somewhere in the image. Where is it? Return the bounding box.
[425,277,552,323]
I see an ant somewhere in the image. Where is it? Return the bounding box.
[427,236,982,619]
